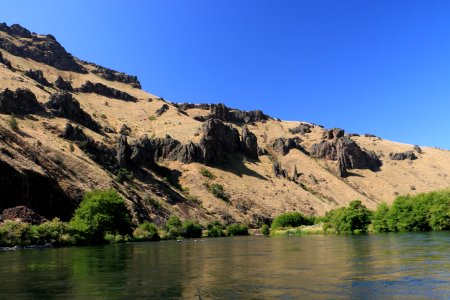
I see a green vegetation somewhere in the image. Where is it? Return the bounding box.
[181,220,202,238]
[133,222,160,241]
[70,189,133,244]
[8,113,18,131]
[227,223,249,236]
[200,168,216,179]
[206,183,230,201]
[372,190,450,232]
[115,168,133,184]
[207,220,226,237]
[271,212,313,230]
[323,200,372,234]
[261,224,270,236]
[69,142,75,153]
[148,115,157,121]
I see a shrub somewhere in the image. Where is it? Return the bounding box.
[261,224,270,236]
[148,115,157,121]
[31,218,75,246]
[69,143,75,153]
[371,202,390,232]
[207,183,230,201]
[181,220,203,238]
[207,220,226,238]
[8,114,18,131]
[165,216,183,239]
[0,220,32,247]
[227,223,249,236]
[325,200,372,234]
[115,168,133,183]
[70,189,133,244]
[200,168,215,179]
[133,222,160,241]
[271,212,312,230]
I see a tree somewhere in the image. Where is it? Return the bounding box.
[70,189,133,244]
[372,202,390,232]
[326,200,372,234]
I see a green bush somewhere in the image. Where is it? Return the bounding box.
[207,183,230,201]
[8,114,19,131]
[70,189,133,244]
[0,220,32,247]
[271,212,312,230]
[181,220,203,238]
[165,216,183,239]
[261,224,270,236]
[207,220,226,237]
[115,168,133,184]
[371,202,390,232]
[227,223,249,236]
[31,218,75,246]
[133,222,160,241]
[200,168,215,179]
[324,200,372,234]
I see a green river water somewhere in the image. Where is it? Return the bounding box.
[1,232,450,299]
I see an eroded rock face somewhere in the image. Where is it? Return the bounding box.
[289,123,312,135]
[200,119,241,165]
[0,23,86,73]
[24,69,52,87]
[54,76,73,91]
[77,81,137,102]
[311,136,382,177]
[389,151,417,161]
[117,135,132,169]
[210,103,269,124]
[241,126,258,159]
[155,104,169,116]
[0,88,43,114]
[271,137,304,156]
[46,92,101,133]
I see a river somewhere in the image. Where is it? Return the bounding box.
[1,232,449,299]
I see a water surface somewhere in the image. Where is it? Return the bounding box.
[1,232,450,299]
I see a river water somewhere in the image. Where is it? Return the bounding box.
[1,232,450,299]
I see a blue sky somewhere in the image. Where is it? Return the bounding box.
[2,0,450,148]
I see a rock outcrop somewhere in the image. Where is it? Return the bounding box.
[199,119,241,165]
[116,135,132,169]
[389,151,417,161]
[210,103,269,124]
[77,81,137,102]
[272,162,288,179]
[46,92,101,133]
[85,62,141,88]
[323,128,345,140]
[24,69,52,87]
[241,126,258,159]
[155,104,169,116]
[289,123,312,135]
[0,88,43,114]
[311,132,382,177]
[0,23,86,73]
[1,206,46,225]
[271,137,305,155]
[0,51,12,69]
[54,76,73,91]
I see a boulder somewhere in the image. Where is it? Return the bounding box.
[389,151,417,161]
[24,69,52,87]
[155,104,169,116]
[119,124,132,136]
[77,81,137,102]
[241,126,258,159]
[323,128,345,140]
[46,92,101,133]
[414,145,423,154]
[271,137,304,155]
[199,119,241,165]
[54,76,73,91]
[0,88,43,114]
[1,206,46,225]
[289,123,312,135]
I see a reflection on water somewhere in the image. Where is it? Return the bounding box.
[1,232,450,299]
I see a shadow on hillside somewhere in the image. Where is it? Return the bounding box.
[345,171,365,178]
[214,153,268,181]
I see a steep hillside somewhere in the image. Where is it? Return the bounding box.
[1,22,450,227]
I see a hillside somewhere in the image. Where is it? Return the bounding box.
[1,22,450,228]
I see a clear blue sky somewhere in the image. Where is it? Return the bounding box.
[2,0,450,148]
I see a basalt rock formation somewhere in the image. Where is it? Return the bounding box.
[0,23,86,73]
[85,62,141,88]
[77,81,137,102]
[54,76,73,91]
[0,88,43,114]
[271,137,305,156]
[155,104,169,116]
[289,123,312,135]
[389,151,417,161]
[46,92,101,133]
[24,69,52,87]
[241,126,258,159]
